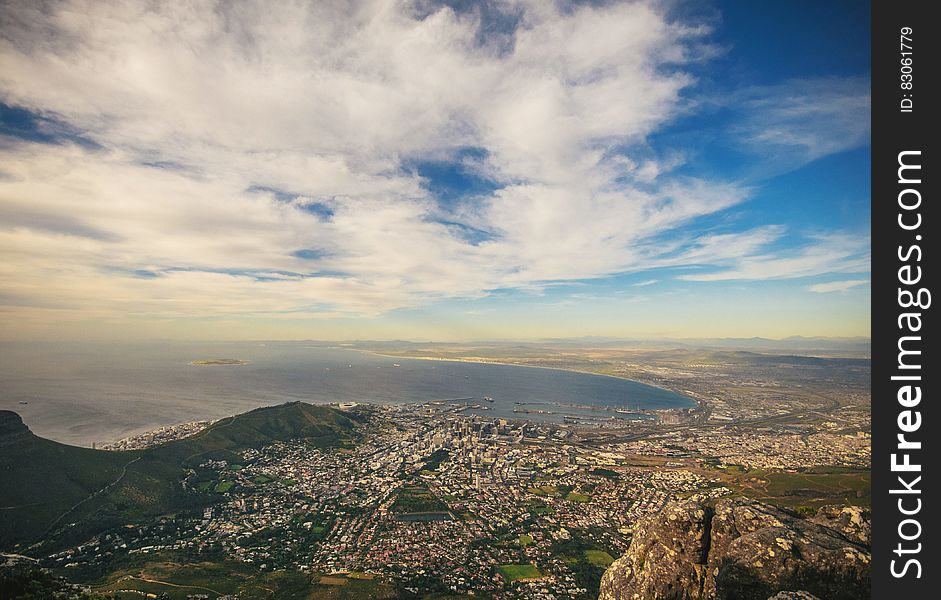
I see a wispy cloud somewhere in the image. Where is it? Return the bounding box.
[678,232,869,282]
[808,279,870,294]
[731,77,871,176]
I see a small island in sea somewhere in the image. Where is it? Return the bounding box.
[189,358,251,366]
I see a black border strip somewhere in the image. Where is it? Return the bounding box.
[872,1,936,596]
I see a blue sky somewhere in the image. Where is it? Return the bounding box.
[0,0,870,341]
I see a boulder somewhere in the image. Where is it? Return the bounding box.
[598,500,712,599]
[598,498,870,600]
[810,505,871,546]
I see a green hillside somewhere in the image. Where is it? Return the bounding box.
[0,403,362,551]
[0,412,139,552]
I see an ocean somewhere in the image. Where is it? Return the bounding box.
[0,341,693,447]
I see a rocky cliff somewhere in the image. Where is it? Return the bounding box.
[598,498,870,600]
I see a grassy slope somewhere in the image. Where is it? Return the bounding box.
[0,432,138,548]
[0,402,361,551]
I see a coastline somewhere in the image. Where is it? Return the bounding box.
[353,349,700,410]
[6,347,702,448]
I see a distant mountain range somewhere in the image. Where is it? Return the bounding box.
[345,336,871,357]
[0,403,362,551]
[529,336,871,354]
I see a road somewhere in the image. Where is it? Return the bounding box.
[45,455,143,534]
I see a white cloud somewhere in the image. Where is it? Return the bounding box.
[0,0,869,331]
[678,233,870,282]
[732,77,871,174]
[808,279,870,294]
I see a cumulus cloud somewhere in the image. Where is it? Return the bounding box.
[0,0,867,329]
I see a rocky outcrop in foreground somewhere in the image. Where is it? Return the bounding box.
[598,498,870,600]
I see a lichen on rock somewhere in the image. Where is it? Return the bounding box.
[598,498,870,600]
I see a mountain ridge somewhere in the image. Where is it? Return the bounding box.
[0,402,363,552]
